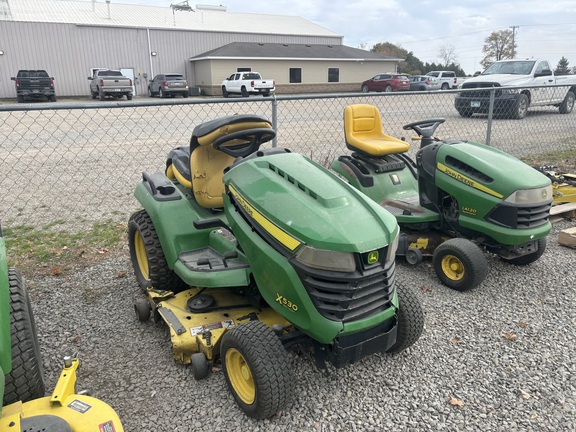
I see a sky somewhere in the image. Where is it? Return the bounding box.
[98,0,576,75]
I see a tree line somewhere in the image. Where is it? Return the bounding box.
[370,30,573,76]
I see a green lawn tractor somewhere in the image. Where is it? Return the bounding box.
[1,225,124,431]
[331,104,553,291]
[128,114,424,419]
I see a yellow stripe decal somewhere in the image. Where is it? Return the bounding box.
[228,186,302,251]
[437,162,503,198]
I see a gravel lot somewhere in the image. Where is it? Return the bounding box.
[25,217,576,432]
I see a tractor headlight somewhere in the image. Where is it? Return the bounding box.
[385,233,400,262]
[501,88,520,94]
[295,246,356,273]
[504,185,553,204]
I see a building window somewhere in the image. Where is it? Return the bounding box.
[328,68,339,82]
[237,67,251,72]
[289,68,302,83]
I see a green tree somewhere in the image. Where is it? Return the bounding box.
[480,29,517,68]
[555,57,570,75]
[371,42,424,75]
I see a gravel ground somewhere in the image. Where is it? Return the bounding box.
[24,217,576,432]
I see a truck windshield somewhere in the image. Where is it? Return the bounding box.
[99,71,123,77]
[483,61,535,75]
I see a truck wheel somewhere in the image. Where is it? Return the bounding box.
[441,83,449,90]
[221,321,293,419]
[99,90,105,101]
[127,94,133,100]
[183,92,189,98]
[387,282,424,354]
[559,91,575,114]
[241,87,249,97]
[222,87,229,98]
[128,210,186,293]
[3,268,45,406]
[500,238,546,266]
[510,93,529,119]
[91,92,97,100]
[48,95,57,102]
[432,238,487,291]
[17,95,24,103]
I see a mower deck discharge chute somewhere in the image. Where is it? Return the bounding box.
[128,114,424,419]
[331,104,553,291]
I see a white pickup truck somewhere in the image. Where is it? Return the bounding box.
[425,71,466,90]
[454,59,576,119]
[88,69,133,101]
[221,72,275,97]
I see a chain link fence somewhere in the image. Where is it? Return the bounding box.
[1,87,575,233]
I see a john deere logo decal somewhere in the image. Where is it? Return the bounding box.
[367,251,379,264]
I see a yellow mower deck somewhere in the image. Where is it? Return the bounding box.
[0,357,123,432]
[148,287,292,364]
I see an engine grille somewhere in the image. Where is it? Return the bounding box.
[291,256,396,323]
[459,82,502,99]
[486,202,551,229]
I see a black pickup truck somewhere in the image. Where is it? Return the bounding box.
[11,70,56,102]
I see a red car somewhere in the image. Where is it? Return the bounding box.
[361,73,410,92]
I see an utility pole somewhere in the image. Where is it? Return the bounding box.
[510,26,519,58]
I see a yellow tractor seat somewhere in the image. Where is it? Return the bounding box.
[344,104,410,157]
[166,115,274,209]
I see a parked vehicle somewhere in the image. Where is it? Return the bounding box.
[331,104,552,291]
[425,71,465,90]
[455,59,576,119]
[221,72,275,97]
[148,73,189,98]
[88,69,133,101]
[361,73,410,93]
[409,75,440,91]
[11,70,56,102]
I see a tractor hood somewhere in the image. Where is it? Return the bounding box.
[437,141,552,199]
[224,151,398,253]
[462,74,531,88]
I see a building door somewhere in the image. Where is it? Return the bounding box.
[120,68,136,96]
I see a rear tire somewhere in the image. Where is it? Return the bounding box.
[159,88,166,98]
[128,210,186,293]
[3,269,45,406]
[432,238,487,291]
[387,282,424,353]
[241,87,249,97]
[127,94,133,100]
[17,95,24,103]
[384,85,393,92]
[99,90,105,101]
[221,321,292,419]
[441,83,449,90]
[501,238,546,266]
[48,95,57,102]
[559,91,575,114]
[183,92,189,98]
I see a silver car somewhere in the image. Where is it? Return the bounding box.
[148,73,189,98]
[409,75,440,91]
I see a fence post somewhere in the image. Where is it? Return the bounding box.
[271,95,278,148]
[485,88,495,146]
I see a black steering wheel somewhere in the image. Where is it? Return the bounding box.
[402,119,446,139]
[212,127,276,158]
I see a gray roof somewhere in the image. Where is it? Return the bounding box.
[191,42,403,62]
[1,0,341,37]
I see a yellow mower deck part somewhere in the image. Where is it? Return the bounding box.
[0,358,123,432]
[150,287,291,364]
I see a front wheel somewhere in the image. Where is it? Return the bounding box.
[128,210,186,293]
[559,91,575,114]
[432,238,488,291]
[3,269,45,406]
[361,85,369,93]
[387,282,424,353]
[501,238,546,266]
[221,321,293,419]
[222,87,229,98]
[510,94,529,119]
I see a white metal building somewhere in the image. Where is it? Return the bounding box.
[0,0,401,98]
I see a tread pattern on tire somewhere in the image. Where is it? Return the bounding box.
[3,268,45,406]
[387,282,424,354]
[433,238,488,291]
[221,320,293,419]
[128,210,186,292]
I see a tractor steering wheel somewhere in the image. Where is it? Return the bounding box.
[402,119,446,139]
[212,127,276,158]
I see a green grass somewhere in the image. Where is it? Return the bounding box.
[3,219,126,271]
[521,147,576,169]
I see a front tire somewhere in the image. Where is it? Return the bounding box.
[222,87,229,98]
[510,93,529,119]
[3,269,45,406]
[159,88,166,98]
[361,85,369,93]
[559,91,575,114]
[128,210,186,293]
[221,321,293,419]
[432,238,488,291]
[387,282,424,353]
[501,238,546,266]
